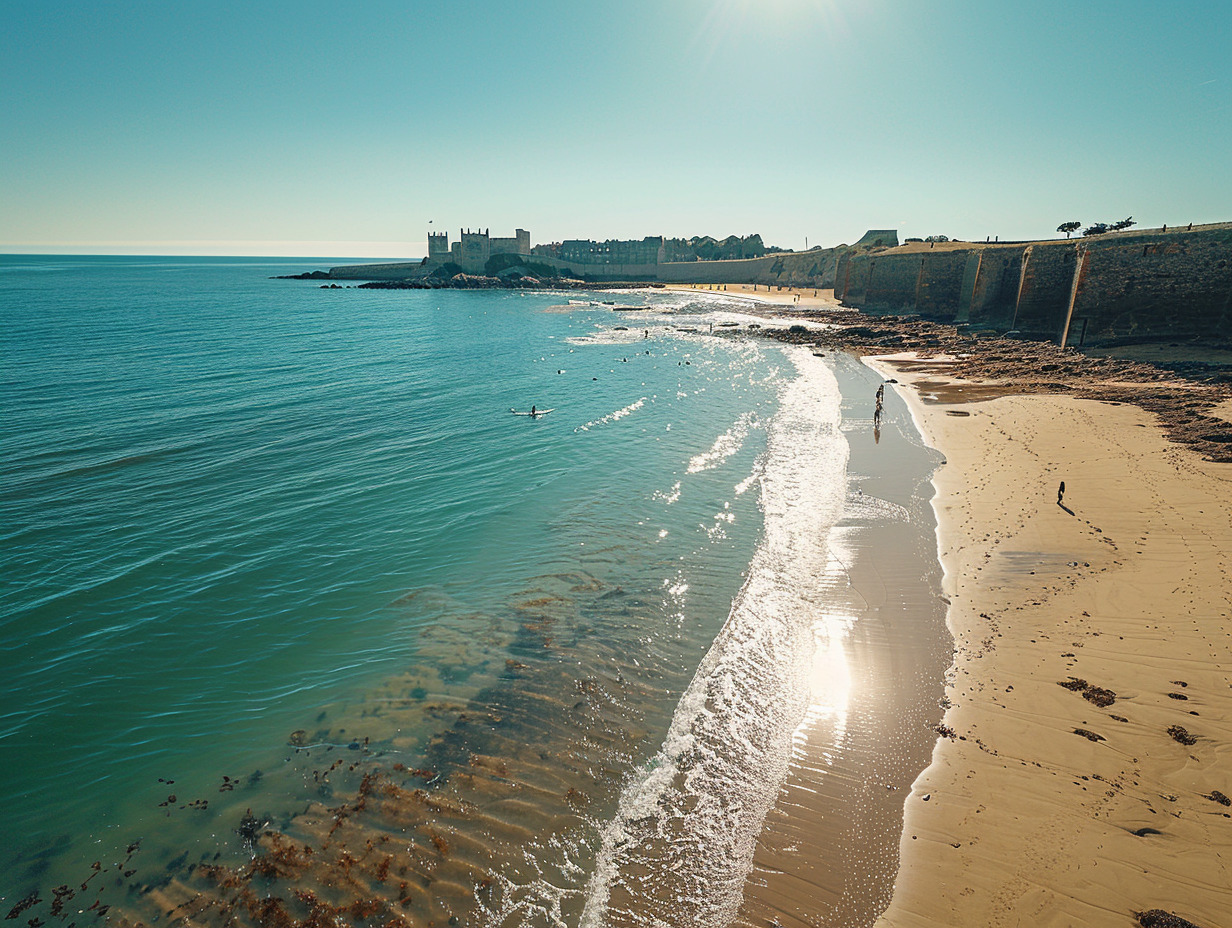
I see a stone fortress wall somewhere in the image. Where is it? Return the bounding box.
[329,223,1232,346]
[834,224,1232,345]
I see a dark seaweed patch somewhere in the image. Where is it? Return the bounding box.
[1167,725,1198,745]
[1137,910,1206,928]
[1073,728,1105,742]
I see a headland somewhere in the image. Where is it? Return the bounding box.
[282,221,1232,352]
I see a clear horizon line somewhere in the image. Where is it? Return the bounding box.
[0,241,428,260]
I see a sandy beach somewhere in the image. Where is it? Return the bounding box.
[665,282,838,309]
[681,297,1232,925]
[864,355,1232,927]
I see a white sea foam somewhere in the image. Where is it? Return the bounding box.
[733,466,761,497]
[686,413,755,474]
[575,398,647,432]
[580,346,850,928]
[653,480,682,505]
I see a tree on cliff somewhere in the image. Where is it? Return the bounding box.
[1083,217,1135,237]
[1057,221,1082,238]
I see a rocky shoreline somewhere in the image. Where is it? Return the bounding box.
[273,271,655,291]
[755,308,1232,463]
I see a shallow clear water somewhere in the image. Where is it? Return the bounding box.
[2,258,874,925]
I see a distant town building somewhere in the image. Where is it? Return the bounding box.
[533,236,665,266]
[426,226,787,274]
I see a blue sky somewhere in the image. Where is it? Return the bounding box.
[2,0,1229,256]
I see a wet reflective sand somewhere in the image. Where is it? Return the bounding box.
[735,358,951,928]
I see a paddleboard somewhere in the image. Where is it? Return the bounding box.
[510,408,555,417]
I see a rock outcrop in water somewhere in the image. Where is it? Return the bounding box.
[273,270,652,291]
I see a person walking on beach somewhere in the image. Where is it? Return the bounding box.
[1057,481,1065,506]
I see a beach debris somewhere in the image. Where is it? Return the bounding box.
[1131,827,1164,837]
[1137,910,1206,928]
[1167,725,1198,745]
[1168,692,1189,700]
[1057,677,1117,707]
[1073,728,1105,742]
[1083,686,1116,707]
[1206,790,1231,806]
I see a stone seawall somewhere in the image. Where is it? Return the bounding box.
[835,224,1232,345]
[658,248,842,287]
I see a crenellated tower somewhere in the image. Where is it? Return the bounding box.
[427,231,450,263]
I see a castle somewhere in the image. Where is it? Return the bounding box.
[427,228,531,274]
[424,227,667,275]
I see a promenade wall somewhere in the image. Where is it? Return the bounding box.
[834,224,1232,345]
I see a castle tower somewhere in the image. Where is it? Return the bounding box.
[428,231,450,263]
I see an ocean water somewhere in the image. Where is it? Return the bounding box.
[0,257,934,927]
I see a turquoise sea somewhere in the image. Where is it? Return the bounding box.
[0,256,945,928]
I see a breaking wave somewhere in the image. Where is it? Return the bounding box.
[686,413,756,474]
[575,398,647,432]
[580,346,849,927]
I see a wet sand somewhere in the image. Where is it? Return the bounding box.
[735,355,951,928]
[866,353,1232,928]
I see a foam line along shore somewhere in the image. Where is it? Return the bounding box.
[732,352,952,928]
